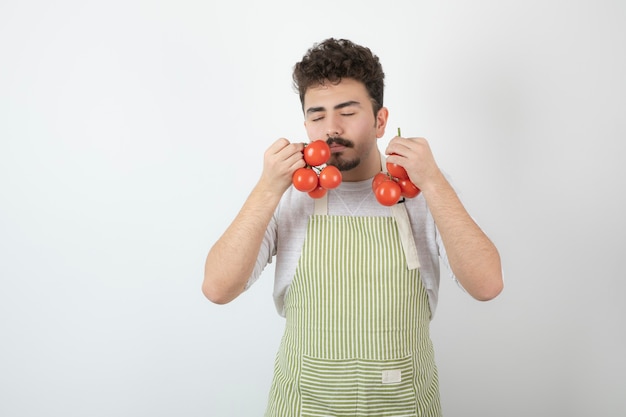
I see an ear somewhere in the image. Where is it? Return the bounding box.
[375,107,389,138]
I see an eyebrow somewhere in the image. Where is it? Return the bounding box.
[305,100,361,115]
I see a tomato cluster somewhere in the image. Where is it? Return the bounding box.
[372,157,421,206]
[292,140,342,198]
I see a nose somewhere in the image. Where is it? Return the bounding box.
[325,116,342,138]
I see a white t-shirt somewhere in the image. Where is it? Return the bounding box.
[246,177,457,319]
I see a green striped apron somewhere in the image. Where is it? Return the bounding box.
[265,194,441,417]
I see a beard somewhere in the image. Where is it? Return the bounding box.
[328,154,360,171]
[327,137,360,171]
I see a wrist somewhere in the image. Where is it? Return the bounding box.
[254,178,288,203]
[419,170,450,197]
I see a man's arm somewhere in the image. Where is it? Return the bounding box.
[202,138,305,304]
[386,136,503,301]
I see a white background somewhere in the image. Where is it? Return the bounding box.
[1,1,625,416]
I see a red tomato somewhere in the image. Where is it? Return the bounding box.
[308,185,327,199]
[304,140,330,167]
[292,167,318,192]
[374,179,402,206]
[371,172,388,193]
[386,153,409,180]
[398,178,421,198]
[386,161,409,180]
[319,165,342,189]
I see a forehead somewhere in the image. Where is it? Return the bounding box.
[303,78,371,108]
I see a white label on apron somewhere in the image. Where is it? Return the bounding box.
[382,369,402,384]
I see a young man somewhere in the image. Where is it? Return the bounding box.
[203,38,503,417]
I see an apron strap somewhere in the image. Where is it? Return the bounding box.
[314,193,327,215]
[391,202,421,270]
[380,150,420,269]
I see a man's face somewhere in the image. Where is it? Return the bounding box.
[303,78,387,181]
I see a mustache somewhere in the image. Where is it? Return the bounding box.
[326,137,354,148]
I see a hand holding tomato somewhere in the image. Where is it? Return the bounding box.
[261,138,306,195]
[385,134,440,193]
[371,128,422,206]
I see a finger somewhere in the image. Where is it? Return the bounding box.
[274,137,291,149]
[385,140,411,157]
[277,142,305,163]
[388,136,429,155]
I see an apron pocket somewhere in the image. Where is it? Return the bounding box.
[300,354,417,417]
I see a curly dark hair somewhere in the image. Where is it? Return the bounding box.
[292,38,385,115]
